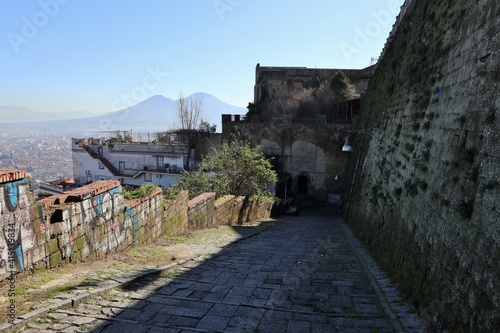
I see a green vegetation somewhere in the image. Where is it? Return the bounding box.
[123,183,158,200]
[167,135,277,199]
[164,235,187,243]
[329,70,355,102]
[163,188,181,202]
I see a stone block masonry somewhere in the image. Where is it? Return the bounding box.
[188,192,216,230]
[164,190,189,236]
[0,170,35,277]
[215,195,273,226]
[343,0,500,331]
[0,170,273,282]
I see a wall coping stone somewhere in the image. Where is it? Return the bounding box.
[164,190,188,211]
[215,195,235,209]
[0,168,28,184]
[188,192,216,209]
[124,187,163,209]
[37,180,121,209]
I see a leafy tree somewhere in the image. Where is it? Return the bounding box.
[170,135,277,199]
[329,70,355,102]
[198,119,216,134]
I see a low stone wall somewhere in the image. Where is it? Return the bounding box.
[164,190,189,236]
[0,170,34,280]
[37,181,128,265]
[124,187,164,246]
[244,197,273,223]
[188,192,216,230]
[215,195,237,225]
[0,170,273,282]
[1,176,173,280]
[215,195,274,226]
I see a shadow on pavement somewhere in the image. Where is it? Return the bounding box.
[79,206,426,333]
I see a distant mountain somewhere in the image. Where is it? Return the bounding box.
[0,93,246,133]
[0,105,96,122]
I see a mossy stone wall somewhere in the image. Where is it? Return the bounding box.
[343,0,500,331]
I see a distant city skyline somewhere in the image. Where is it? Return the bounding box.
[1,0,404,115]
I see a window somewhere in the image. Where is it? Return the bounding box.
[156,156,164,170]
[144,172,151,182]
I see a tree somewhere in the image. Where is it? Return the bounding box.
[329,70,355,102]
[328,71,356,120]
[174,93,216,170]
[171,135,277,199]
[177,92,204,130]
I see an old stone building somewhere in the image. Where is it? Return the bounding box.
[222,64,375,201]
[254,63,374,103]
[251,64,375,122]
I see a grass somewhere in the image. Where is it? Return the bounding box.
[127,247,170,259]
[0,267,86,323]
[164,235,187,243]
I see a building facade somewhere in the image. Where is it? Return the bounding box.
[254,63,375,104]
[72,132,188,188]
[251,64,375,123]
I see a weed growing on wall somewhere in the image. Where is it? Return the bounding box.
[123,183,158,200]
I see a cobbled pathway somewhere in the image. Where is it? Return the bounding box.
[9,208,427,332]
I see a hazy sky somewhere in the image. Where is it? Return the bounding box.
[0,0,404,114]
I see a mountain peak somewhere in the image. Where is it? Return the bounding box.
[0,93,246,132]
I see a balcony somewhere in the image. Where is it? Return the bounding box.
[120,164,183,178]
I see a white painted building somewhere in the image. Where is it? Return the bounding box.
[72,132,189,188]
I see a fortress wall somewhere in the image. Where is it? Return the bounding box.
[344,0,500,331]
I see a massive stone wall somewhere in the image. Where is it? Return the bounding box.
[0,170,273,282]
[344,0,500,331]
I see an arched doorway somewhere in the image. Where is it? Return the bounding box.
[297,174,309,195]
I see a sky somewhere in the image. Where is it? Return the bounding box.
[0,0,405,115]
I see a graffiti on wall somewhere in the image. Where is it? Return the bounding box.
[0,179,33,275]
[79,186,125,255]
[124,206,139,243]
[0,177,160,281]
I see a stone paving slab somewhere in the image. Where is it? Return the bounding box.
[5,208,427,332]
